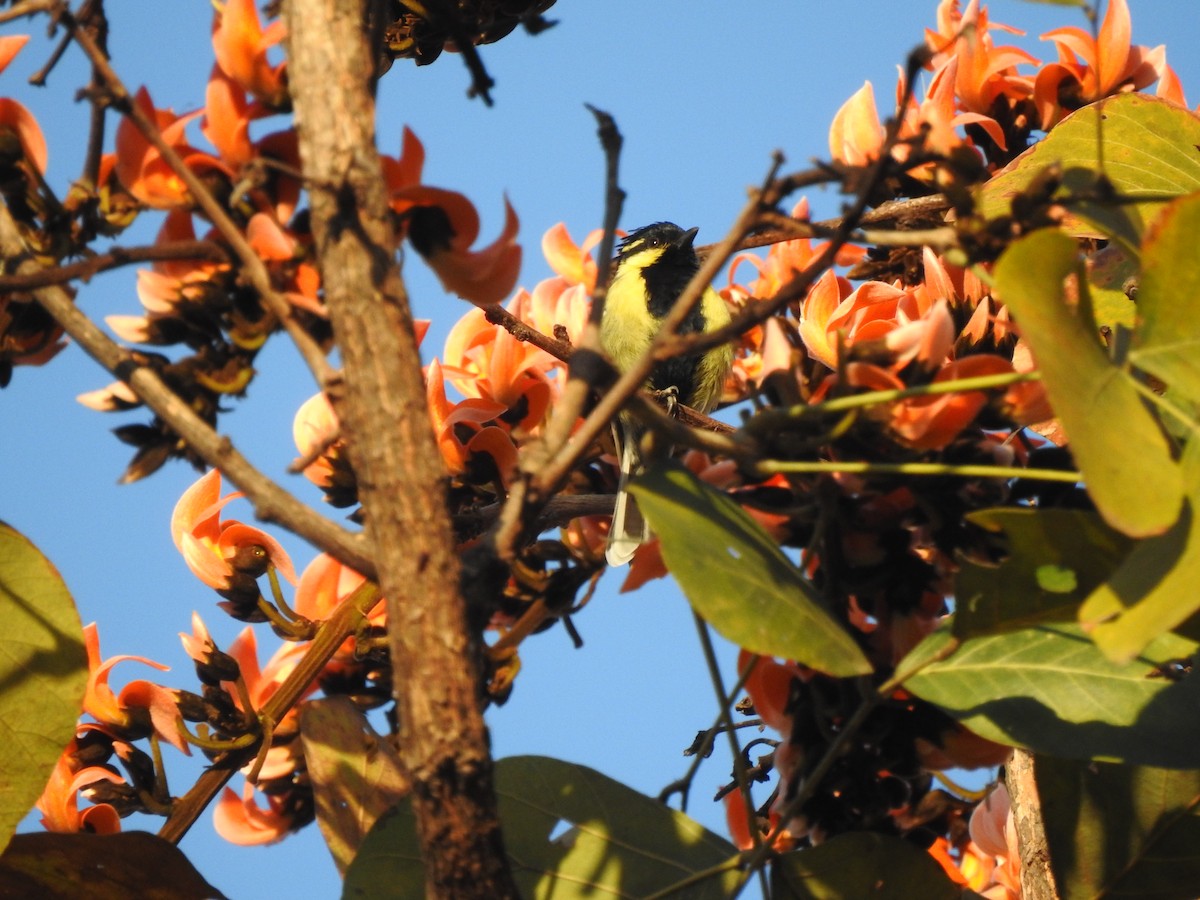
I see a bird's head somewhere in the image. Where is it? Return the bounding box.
[616,222,700,269]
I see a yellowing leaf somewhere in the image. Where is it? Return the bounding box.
[630,463,872,677]
[1129,192,1200,406]
[0,523,87,850]
[300,697,409,875]
[1081,442,1200,662]
[345,756,741,899]
[980,94,1200,251]
[994,230,1183,536]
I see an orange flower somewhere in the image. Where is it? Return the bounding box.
[211,0,288,107]
[0,35,47,174]
[37,747,125,835]
[114,87,227,209]
[829,81,887,167]
[292,392,341,489]
[541,222,604,290]
[739,650,803,734]
[201,65,303,222]
[426,358,519,480]
[844,353,1041,451]
[214,780,294,845]
[100,209,228,345]
[405,188,523,306]
[925,0,1038,119]
[292,554,383,670]
[171,469,297,591]
[442,303,556,430]
[383,129,522,306]
[82,623,187,752]
[964,783,1021,899]
[245,212,324,315]
[1035,0,1181,127]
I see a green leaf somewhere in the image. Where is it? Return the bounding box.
[953,508,1134,639]
[1085,244,1138,331]
[0,522,87,851]
[1036,756,1200,900]
[979,94,1200,250]
[771,832,966,899]
[628,463,872,677]
[0,832,225,899]
[343,756,741,899]
[300,697,409,875]
[1080,443,1200,662]
[1129,192,1200,406]
[901,623,1200,768]
[993,229,1184,537]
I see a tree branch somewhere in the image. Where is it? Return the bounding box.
[283,0,516,895]
[0,239,228,291]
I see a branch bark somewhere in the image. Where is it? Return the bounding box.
[1006,750,1061,900]
[283,1,516,896]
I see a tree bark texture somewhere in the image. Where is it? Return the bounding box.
[1006,750,1061,900]
[283,1,517,895]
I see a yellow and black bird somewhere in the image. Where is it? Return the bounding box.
[600,222,733,565]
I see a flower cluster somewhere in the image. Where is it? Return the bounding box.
[41,0,521,481]
[831,0,1183,173]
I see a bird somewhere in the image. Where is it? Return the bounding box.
[599,222,733,566]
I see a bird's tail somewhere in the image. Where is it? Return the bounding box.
[606,419,651,566]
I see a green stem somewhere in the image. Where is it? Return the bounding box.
[771,371,1041,421]
[755,460,1081,482]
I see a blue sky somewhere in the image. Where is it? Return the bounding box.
[3,2,1199,896]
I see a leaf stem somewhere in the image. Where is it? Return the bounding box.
[754,460,1081,483]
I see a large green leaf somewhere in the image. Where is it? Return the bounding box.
[979,94,1200,250]
[1036,756,1200,900]
[771,832,966,899]
[901,623,1200,768]
[343,756,741,899]
[954,508,1134,639]
[0,523,87,850]
[993,229,1183,537]
[300,697,409,874]
[628,463,872,677]
[1080,442,1200,662]
[1129,192,1200,406]
[0,832,224,899]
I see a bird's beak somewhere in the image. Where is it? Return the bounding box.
[676,227,700,250]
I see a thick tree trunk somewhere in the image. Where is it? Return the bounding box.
[283,1,517,896]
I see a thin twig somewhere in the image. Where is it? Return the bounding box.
[0,0,56,25]
[492,105,623,560]
[0,239,228,291]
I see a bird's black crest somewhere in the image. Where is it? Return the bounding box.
[616,222,688,259]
